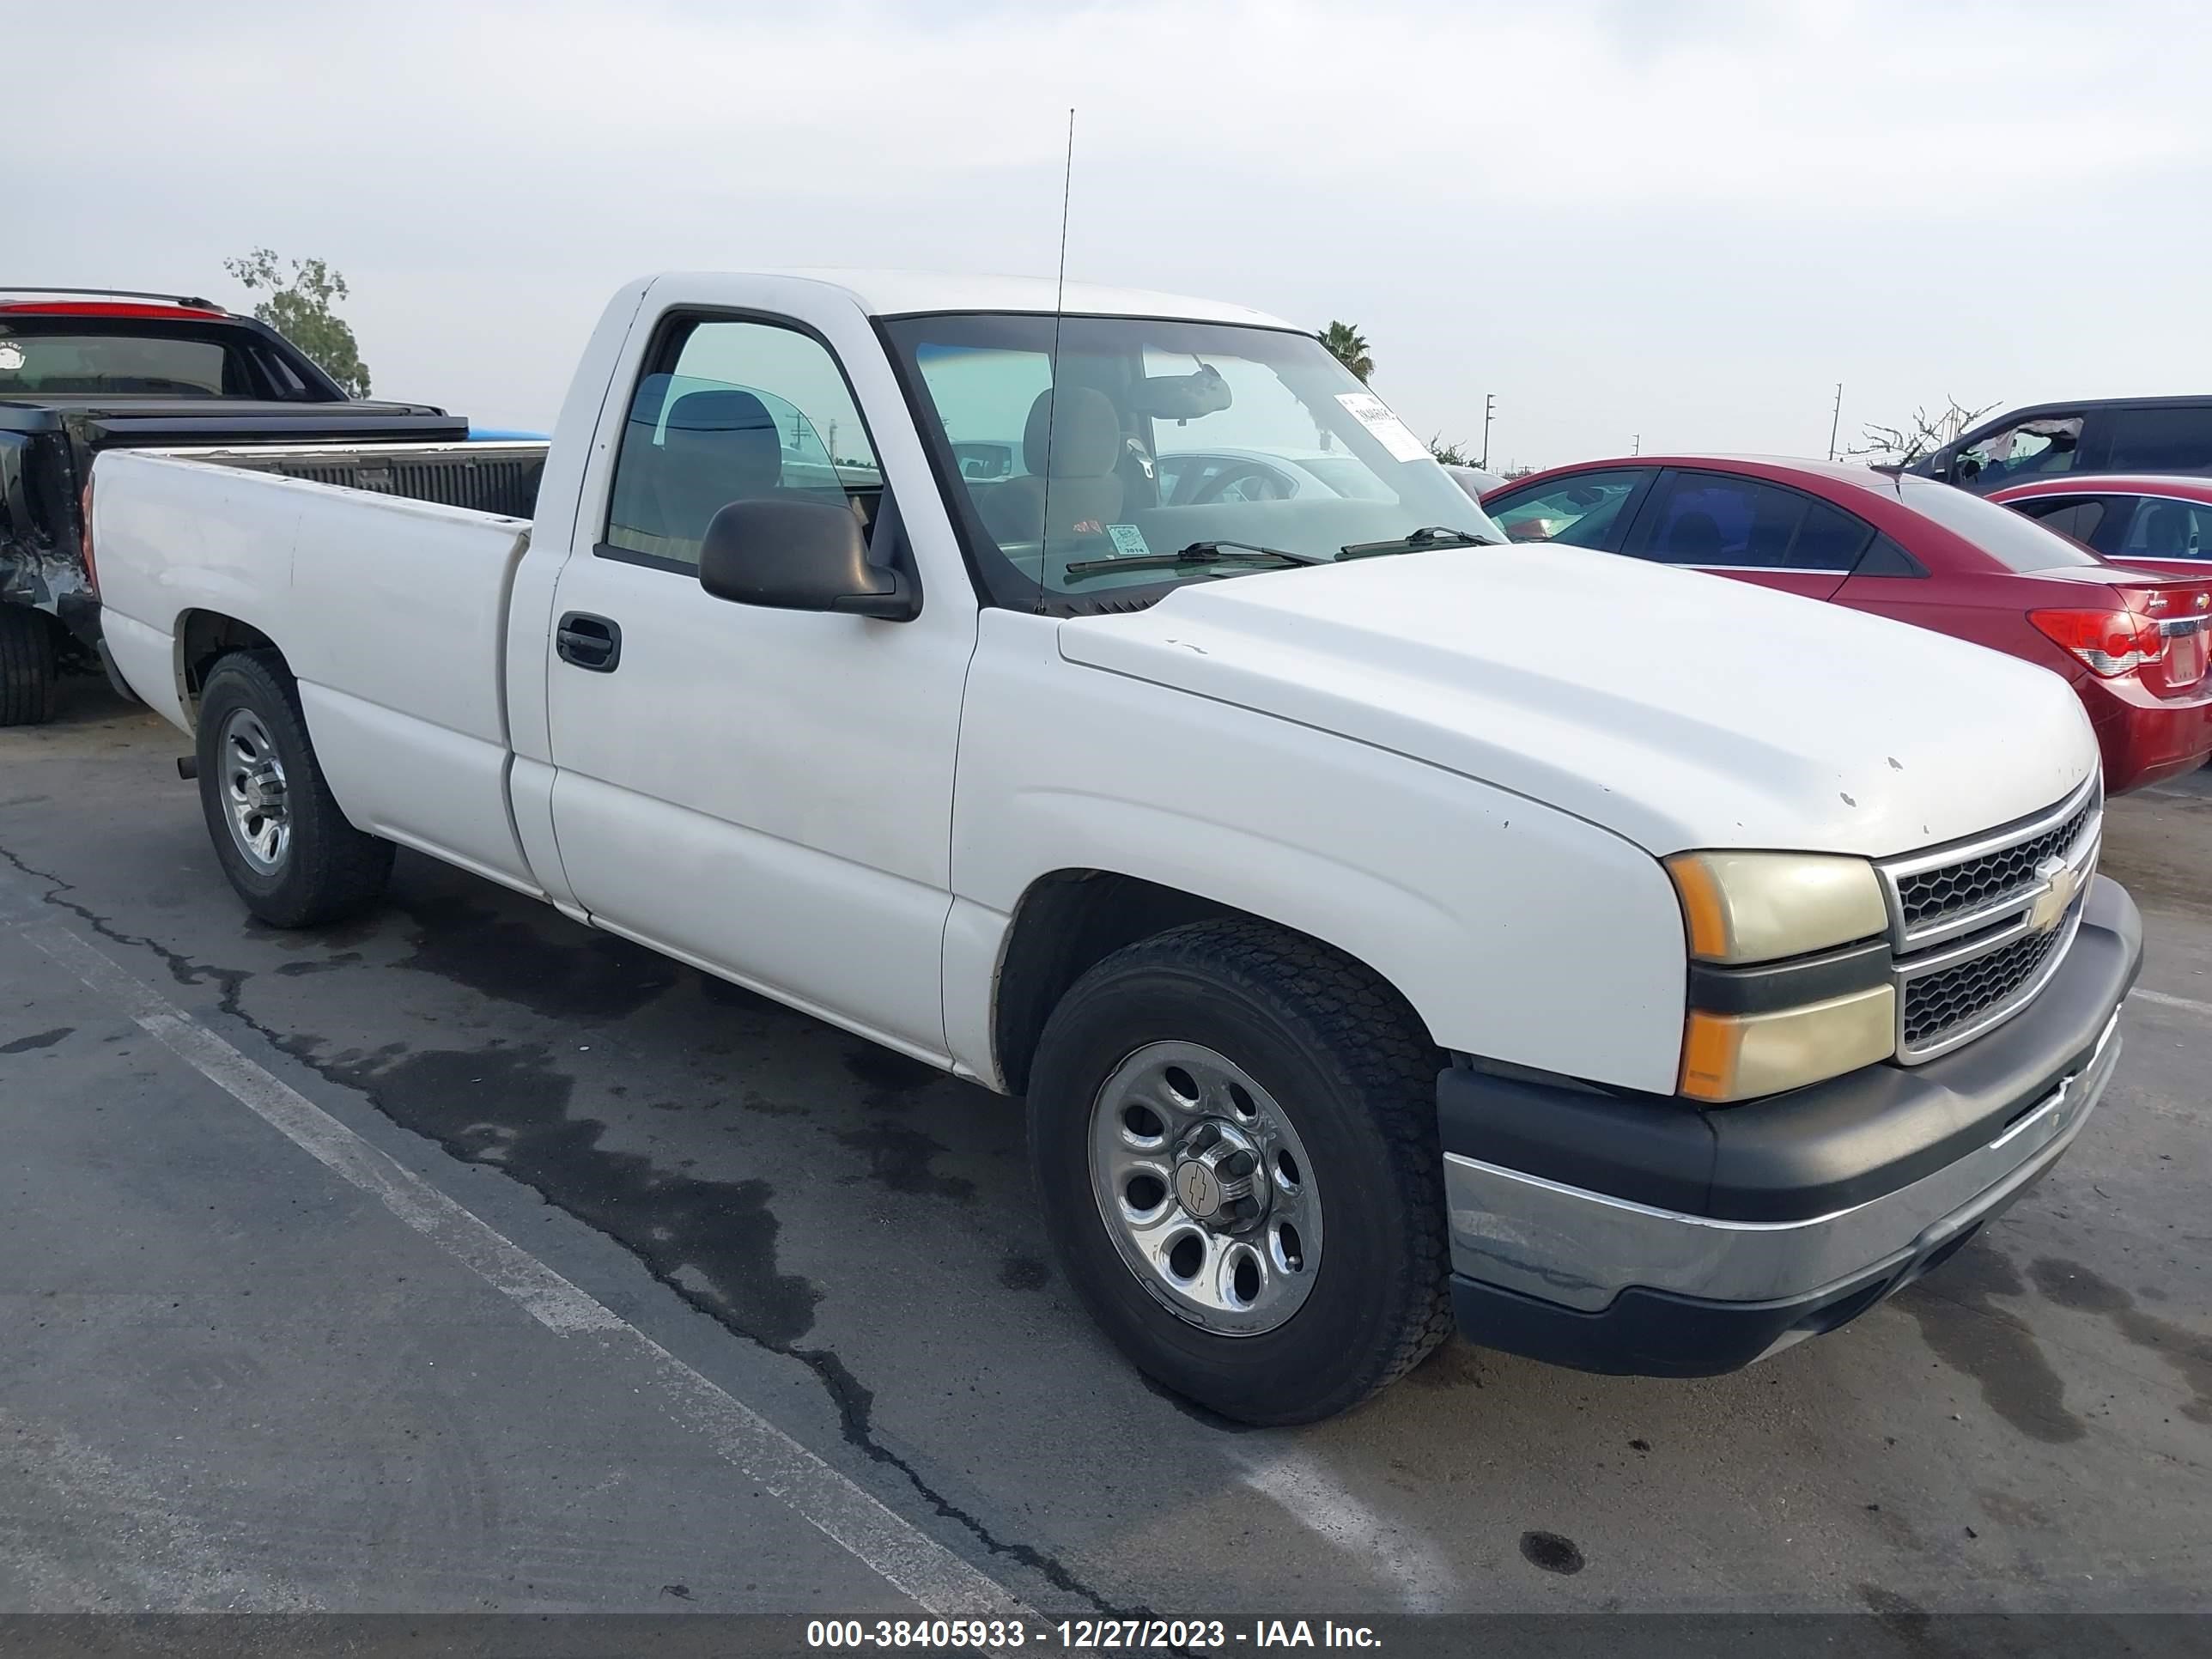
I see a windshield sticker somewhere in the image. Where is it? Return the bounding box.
[1106,524,1152,558]
[1335,392,1430,464]
[0,343,22,372]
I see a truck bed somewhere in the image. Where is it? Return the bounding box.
[150,438,548,520]
[91,445,549,895]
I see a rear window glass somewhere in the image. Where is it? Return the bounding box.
[0,330,233,396]
[1899,475,2103,570]
[2105,407,2212,472]
[2012,496,2109,544]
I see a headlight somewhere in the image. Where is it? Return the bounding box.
[1665,851,1894,1102]
[1665,850,1888,964]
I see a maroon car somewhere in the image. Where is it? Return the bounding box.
[1481,457,2212,794]
[1990,473,2212,575]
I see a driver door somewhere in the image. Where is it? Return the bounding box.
[543,307,972,1060]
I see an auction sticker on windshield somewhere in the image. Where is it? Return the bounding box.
[1334,392,1430,463]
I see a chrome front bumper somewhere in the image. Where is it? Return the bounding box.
[1444,1010,2119,1316]
[1437,874,2140,1377]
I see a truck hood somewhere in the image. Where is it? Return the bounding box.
[1056,545,2098,858]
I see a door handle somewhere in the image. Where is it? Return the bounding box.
[556,611,621,672]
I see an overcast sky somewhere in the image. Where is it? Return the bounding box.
[13,0,2209,467]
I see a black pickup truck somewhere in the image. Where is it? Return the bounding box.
[0,289,467,724]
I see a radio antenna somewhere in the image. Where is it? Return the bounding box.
[1037,107,1075,613]
[1053,107,1075,324]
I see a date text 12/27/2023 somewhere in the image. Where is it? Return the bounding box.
[805,1618,1383,1649]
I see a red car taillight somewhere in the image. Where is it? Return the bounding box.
[2028,607,2165,678]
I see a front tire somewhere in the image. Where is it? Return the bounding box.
[195,651,393,927]
[1029,918,1454,1425]
[0,605,58,726]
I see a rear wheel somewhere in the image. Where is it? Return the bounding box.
[0,605,58,726]
[195,651,393,927]
[1029,918,1454,1425]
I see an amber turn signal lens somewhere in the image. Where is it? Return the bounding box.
[1679,987,1897,1103]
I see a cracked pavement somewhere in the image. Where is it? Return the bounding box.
[2,678,2209,1615]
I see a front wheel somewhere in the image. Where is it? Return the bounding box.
[1029,918,1454,1425]
[195,651,393,927]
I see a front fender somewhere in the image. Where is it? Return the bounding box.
[947,612,1688,1094]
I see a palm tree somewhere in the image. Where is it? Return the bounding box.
[1321,321,1374,384]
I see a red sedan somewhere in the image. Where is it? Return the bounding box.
[1990,473,2212,574]
[1481,457,2212,794]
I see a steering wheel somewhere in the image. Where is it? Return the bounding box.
[1188,461,1291,506]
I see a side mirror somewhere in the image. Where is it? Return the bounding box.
[698,496,918,621]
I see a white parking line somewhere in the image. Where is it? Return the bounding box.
[23,921,1042,1634]
[1237,1453,1455,1610]
[2132,987,2212,1020]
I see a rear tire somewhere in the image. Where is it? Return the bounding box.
[0,605,58,727]
[1029,917,1454,1425]
[195,651,393,927]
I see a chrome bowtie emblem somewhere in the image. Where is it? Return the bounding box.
[2029,855,2080,934]
[1176,1162,1222,1218]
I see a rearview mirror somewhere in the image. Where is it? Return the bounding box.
[1129,364,1232,422]
[698,497,918,621]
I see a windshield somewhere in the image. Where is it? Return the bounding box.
[882,313,1502,609]
[1896,473,2104,572]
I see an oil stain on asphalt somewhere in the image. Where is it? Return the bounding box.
[305,1036,823,1349]
[1894,1246,2085,1443]
[1518,1531,1583,1574]
[390,890,679,1023]
[2030,1257,2212,1425]
[0,1026,72,1054]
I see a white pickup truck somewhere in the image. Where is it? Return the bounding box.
[88,270,2140,1424]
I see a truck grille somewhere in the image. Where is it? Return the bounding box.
[1893,796,2097,937]
[1877,778,2100,1063]
[1900,913,2075,1052]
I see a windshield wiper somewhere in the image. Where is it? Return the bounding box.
[1061,540,1326,580]
[1335,526,1498,560]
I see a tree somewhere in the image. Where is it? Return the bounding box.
[1846,397,1996,467]
[1321,321,1373,383]
[1427,435,1480,466]
[223,249,373,397]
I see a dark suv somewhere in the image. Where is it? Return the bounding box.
[1909,396,2212,495]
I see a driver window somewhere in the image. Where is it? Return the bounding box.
[1956,416,2082,488]
[602,317,878,570]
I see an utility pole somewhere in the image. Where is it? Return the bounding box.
[1480,394,1495,470]
[1827,382,1843,462]
[1632,433,1640,455]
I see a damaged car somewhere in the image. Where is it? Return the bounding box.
[0,289,465,723]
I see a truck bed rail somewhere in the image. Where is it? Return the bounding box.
[156,439,547,522]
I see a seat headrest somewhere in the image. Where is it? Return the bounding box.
[2141,502,2189,553]
[1668,508,1725,560]
[663,387,781,499]
[1022,386,1122,479]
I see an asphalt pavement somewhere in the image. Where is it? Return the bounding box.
[2,677,2207,1622]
